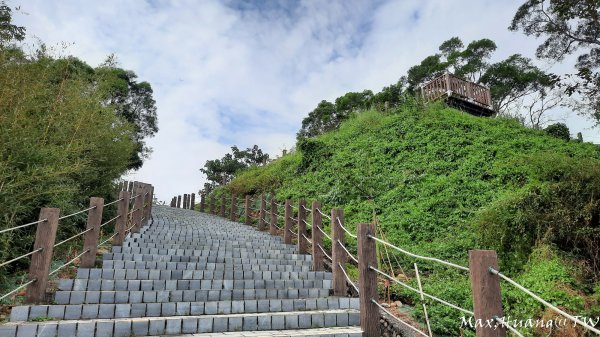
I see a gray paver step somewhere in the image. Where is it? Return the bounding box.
[165,326,362,337]
[52,288,331,305]
[109,247,311,261]
[1,309,360,336]
[74,268,332,281]
[102,260,310,272]
[11,298,359,321]
[103,253,312,266]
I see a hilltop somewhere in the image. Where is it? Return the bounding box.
[222,103,600,335]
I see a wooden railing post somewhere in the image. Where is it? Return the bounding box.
[148,185,154,219]
[200,194,205,212]
[298,199,308,254]
[244,195,251,225]
[230,193,237,221]
[185,194,189,209]
[190,193,195,210]
[176,195,181,208]
[142,184,150,226]
[210,195,215,214]
[469,250,507,337]
[258,194,266,230]
[220,194,226,217]
[331,208,346,296]
[284,199,292,244]
[358,223,379,337]
[81,197,104,268]
[311,201,324,271]
[113,190,130,246]
[25,208,60,303]
[170,197,175,207]
[132,185,144,233]
[270,194,278,235]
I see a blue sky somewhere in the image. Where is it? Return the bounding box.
[13,0,598,201]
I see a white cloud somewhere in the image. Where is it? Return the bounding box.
[13,0,598,201]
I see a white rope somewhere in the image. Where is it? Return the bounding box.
[58,205,97,220]
[302,233,312,244]
[103,198,124,207]
[371,299,429,337]
[301,204,311,212]
[490,267,600,335]
[49,249,90,276]
[0,278,37,301]
[0,247,43,268]
[337,239,358,264]
[0,218,48,234]
[368,235,469,271]
[315,225,332,241]
[338,262,359,293]
[494,316,525,337]
[54,228,93,247]
[100,215,120,228]
[337,217,357,238]
[316,208,331,220]
[98,232,119,247]
[370,266,474,315]
[317,244,332,261]
[302,219,312,228]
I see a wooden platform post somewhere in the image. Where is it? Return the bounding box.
[311,201,324,271]
[25,208,60,303]
[270,194,278,235]
[200,194,205,212]
[331,208,346,296]
[230,194,237,221]
[469,250,507,337]
[219,194,225,217]
[132,185,144,233]
[298,199,308,254]
[284,199,292,244]
[258,194,266,230]
[113,190,130,246]
[244,195,251,225]
[358,223,378,337]
[210,195,215,214]
[81,197,104,268]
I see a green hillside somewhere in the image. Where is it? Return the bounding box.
[222,102,600,336]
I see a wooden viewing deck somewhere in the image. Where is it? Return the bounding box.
[421,72,495,116]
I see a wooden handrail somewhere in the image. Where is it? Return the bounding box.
[421,72,492,108]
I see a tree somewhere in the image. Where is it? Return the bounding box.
[510,0,600,124]
[297,100,338,139]
[0,2,24,46]
[334,90,373,115]
[545,122,571,140]
[95,60,158,169]
[200,145,270,193]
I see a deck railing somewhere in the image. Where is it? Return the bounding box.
[421,72,492,108]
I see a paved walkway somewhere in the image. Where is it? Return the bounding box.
[2,206,362,336]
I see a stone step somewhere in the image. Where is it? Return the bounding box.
[166,326,362,337]
[12,298,358,321]
[120,244,297,253]
[57,278,332,292]
[1,309,360,336]
[103,253,312,266]
[102,260,310,272]
[129,237,287,245]
[109,247,311,261]
[75,268,332,281]
[52,288,331,305]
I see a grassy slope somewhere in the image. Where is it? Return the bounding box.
[225,103,600,336]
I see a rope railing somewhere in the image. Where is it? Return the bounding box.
[371,299,429,337]
[129,194,141,201]
[288,228,298,237]
[490,268,600,335]
[58,205,97,221]
[337,239,358,264]
[339,262,359,293]
[49,249,90,276]
[54,228,93,248]
[316,225,332,241]
[368,235,469,272]
[98,232,119,247]
[100,215,120,228]
[337,217,357,239]
[495,316,525,337]
[369,265,473,315]
[302,233,312,245]
[302,219,312,228]
[0,278,37,301]
[103,197,124,207]
[0,247,43,268]
[0,218,48,235]
[317,243,332,261]
[315,208,331,220]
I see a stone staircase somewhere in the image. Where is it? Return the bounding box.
[2,205,362,336]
